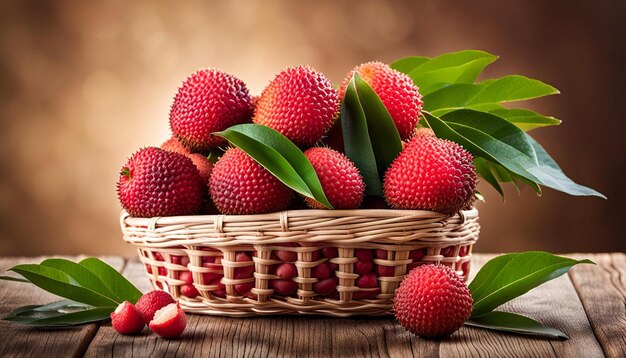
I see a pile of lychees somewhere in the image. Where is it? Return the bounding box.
[117,62,477,217]
[111,290,186,338]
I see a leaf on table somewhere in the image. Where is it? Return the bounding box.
[4,300,114,327]
[0,275,30,283]
[468,252,594,317]
[353,73,403,178]
[214,123,332,208]
[9,264,120,307]
[465,311,569,340]
[341,74,383,195]
[79,257,143,304]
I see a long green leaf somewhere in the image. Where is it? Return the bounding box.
[9,265,119,307]
[441,109,538,163]
[41,259,123,304]
[465,311,568,340]
[4,305,114,327]
[214,124,332,208]
[341,75,382,195]
[468,252,593,317]
[79,258,143,304]
[413,57,497,95]
[408,50,496,77]
[390,56,430,74]
[353,73,403,178]
[463,104,561,131]
[0,275,29,283]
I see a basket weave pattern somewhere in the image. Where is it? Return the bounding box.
[121,208,479,317]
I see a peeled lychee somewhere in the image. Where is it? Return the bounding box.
[383,135,477,214]
[394,264,473,338]
[110,301,145,335]
[149,302,187,338]
[303,147,365,209]
[169,69,252,152]
[117,147,204,217]
[339,62,423,140]
[135,290,176,324]
[209,148,293,214]
[254,66,339,147]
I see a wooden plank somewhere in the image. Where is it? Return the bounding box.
[569,253,626,358]
[0,256,125,358]
[439,254,603,358]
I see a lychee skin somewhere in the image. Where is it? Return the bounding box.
[135,290,176,324]
[187,153,213,185]
[161,136,190,155]
[254,66,339,147]
[383,135,477,214]
[303,147,365,209]
[149,303,187,339]
[209,148,292,214]
[169,69,252,152]
[117,147,205,217]
[339,62,423,140]
[393,264,473,338]
[110,301,145,335]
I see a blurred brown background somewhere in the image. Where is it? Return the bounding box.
[0,0,623,256]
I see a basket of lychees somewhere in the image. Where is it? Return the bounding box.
[117,50,602,317]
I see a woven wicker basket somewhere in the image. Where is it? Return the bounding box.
[121,207,479,317]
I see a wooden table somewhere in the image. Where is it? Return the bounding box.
[1,253,624,357]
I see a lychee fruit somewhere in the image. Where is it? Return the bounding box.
[393,264,473,338]
[383,135,477,214]
[322,247,338,258]
[271,279,298,296]
[339,62,423,140]
[110,301,145,335]
[355,249,374,262]
[313,276,338,296]
[161,136,190,155]
[303,147,365,209]
[187,153,213,185]
[135,290,176,324]
[254,66,339,147]
[324,121,344,152]
[311,262,332,279]
[235,282,255,295]
[356,272,379,289]
[409,248,427,261]
[376,265,395,277]
[149,302,187,338]
[234,252,255,279]
[274,250,298,262]
[117,147,204,217]
[180,284,200,298]
[209,148,293,214]
[169,69,252,152]
[178,271,193,284]
[274,263,298,279]
[172,256,190,267]
[354,260,374,275]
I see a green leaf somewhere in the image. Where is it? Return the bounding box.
[465,311,568,340]
[0,275,30,283]
[474,157,503,197]
[9,264,119,307]
[408,50,496,77]
[526,135,606,199]
[390,56,430,74]
[41,259,123,304]
[423,112,605,198]
[413,57,497,95]
[341,75,383,195]
[440,109,538,164]
[353,73,403,178]
[423,76,559,112]
[468,252,594,317]
[4,302,114,327]
[79,258,143,304]
[215,124,332,208]
[468,104,561,131]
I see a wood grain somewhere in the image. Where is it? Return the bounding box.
[0,256,125,358]
[569,253,626,358]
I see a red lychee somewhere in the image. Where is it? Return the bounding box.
[180,284,200,298]
[135,290,176,324]
[313,276,338,296]
[117,147,204,217]
[355,249,374,262]
[209,148,293,214]
[303,147,365,209]
[271,279,298,296]
[393,264,473,338]
[311,262,332,279]
[161,136,190,155]
[254,66,339,147]
[383,135,477,214]
[149,302,187,338]
[169,69,252,151]
[339,62,423,140]
[275,263,298,279]
[187,153,213,185]
[355,260,374,275]
[110,301,145,335]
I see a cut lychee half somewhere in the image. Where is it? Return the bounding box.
[110,301,145,335]
[149,302,187,338]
